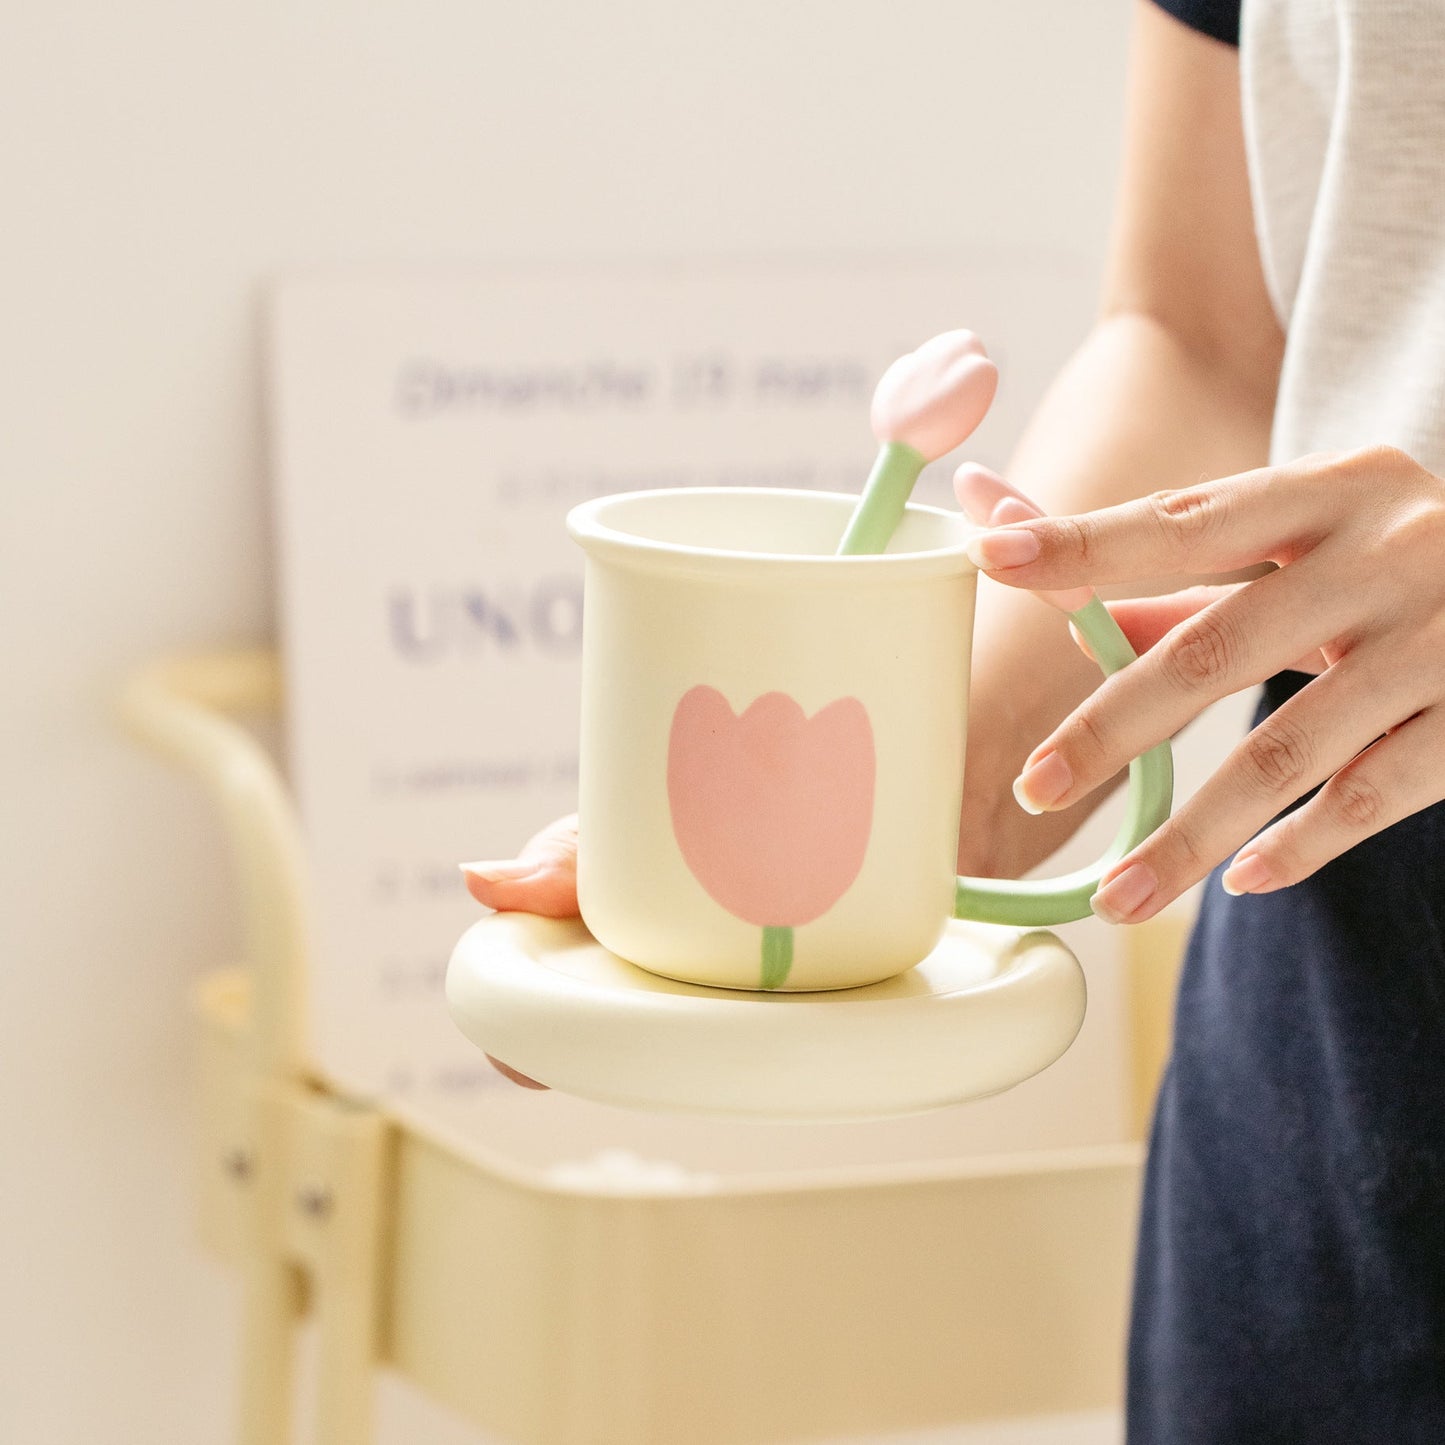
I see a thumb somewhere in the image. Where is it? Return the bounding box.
[461,813,581,918]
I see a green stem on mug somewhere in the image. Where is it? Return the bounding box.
[760,926,794,990]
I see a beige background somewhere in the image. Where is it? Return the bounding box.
[0,2,1243,1441]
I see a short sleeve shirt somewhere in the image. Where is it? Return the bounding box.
[1151,0,1240,45]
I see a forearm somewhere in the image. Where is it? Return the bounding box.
[960,310,1277,876]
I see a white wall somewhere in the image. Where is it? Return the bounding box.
[1,3,1137,1441]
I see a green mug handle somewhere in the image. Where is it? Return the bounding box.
[954,595,1174,926]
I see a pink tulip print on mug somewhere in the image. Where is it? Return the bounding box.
[566,332,1172,991]
[668,686,877,988]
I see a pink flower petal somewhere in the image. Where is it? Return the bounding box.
[667,686,875,928]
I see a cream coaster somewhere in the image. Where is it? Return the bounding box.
[447,913,1086,1122]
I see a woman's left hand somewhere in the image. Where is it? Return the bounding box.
[963,446,1445,923]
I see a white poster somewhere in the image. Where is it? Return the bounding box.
[268,259,1141,1170]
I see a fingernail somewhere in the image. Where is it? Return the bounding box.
[1012,750,1072,814]
[988,496,1041,527]
[965,528,1041,570]
[1221,851,1272,896]
[460,859,536,882]
[1090,862,1157,924]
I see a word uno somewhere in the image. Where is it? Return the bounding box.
[388,578,582,661]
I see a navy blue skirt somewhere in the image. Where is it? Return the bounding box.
[1129,671,1445,1443]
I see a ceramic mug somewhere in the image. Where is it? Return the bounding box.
[568,487,1172,992]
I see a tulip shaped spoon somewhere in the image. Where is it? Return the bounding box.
[836,330,998,556]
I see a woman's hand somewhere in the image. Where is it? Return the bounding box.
[964,446,1445,923]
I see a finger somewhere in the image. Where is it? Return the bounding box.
[964,455,1348,590]
[1017,560,1352,813]
[1218,706,1445,895]
[1077,585,1238,659]
[1072,587,1328,673]
[953,463,1047,525]
[486,1054,549,1090]
[952,463,1093,612]
[1088,656,1417,922]
[461,813,580,917]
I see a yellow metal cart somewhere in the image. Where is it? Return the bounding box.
[122,649,1186,1445]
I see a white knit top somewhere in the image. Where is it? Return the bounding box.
[1243,0,1445,468]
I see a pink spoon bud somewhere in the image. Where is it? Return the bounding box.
[870,330,999,463]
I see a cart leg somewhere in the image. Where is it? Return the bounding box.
[312,1110,389,1445]
[238,1256,303,1445]
[238,1083,305,1445]
[314,1281,378,1445]
[230,1080,390,1445]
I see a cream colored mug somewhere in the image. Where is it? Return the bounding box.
[568,486,1172,992]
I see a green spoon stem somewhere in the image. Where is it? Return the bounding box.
[836,442,928,556]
